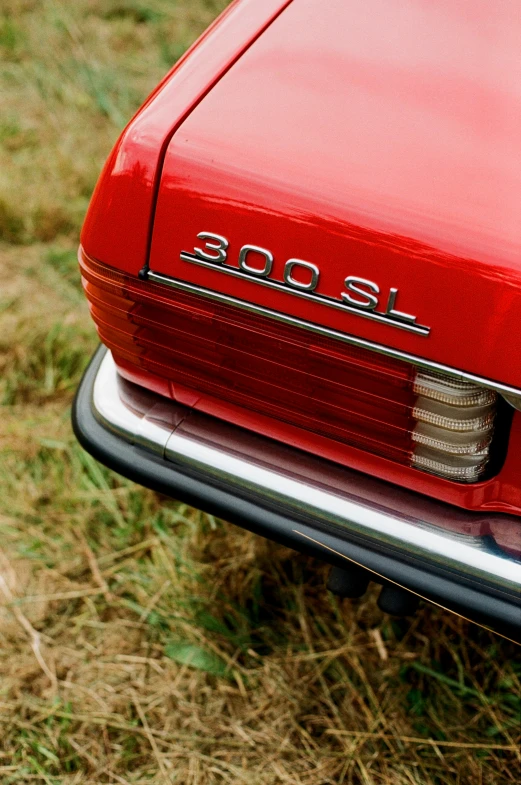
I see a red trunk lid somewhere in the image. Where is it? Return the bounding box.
[149,0,521,390]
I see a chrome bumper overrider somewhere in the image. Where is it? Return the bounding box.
[90,350,521,607]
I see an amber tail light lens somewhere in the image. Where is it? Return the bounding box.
[80,250,498,483]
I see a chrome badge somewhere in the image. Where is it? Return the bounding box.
[180,232,431,336]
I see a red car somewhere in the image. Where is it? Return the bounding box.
[73,0,521,642]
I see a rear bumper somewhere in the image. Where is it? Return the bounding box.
[73,346,521,642]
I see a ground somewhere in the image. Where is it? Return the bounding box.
[0,1,520,783]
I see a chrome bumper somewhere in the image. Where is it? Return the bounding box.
[74,347,521,640]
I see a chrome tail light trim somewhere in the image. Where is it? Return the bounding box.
[147,270,521,411]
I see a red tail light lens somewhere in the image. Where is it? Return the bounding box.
[80,250,498,482]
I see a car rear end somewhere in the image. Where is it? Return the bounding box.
[73,0,521,641]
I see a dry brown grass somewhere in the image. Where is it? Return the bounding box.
[1,1,520,783]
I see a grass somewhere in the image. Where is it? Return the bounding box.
[0,1,520,783]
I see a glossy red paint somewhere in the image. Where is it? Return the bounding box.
[81,0,521,515]
[80,0,293,274]
[150,0,521,391]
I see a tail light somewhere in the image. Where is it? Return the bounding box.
[80,250,498,483]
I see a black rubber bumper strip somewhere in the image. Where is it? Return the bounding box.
[73,346,521,643]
